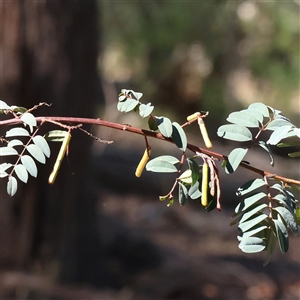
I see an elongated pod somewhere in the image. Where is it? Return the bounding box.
[48,132,71,184]
[201,162,209,207]
[198,117,213,148]
[135,148,151,178]
[187,112,200,122]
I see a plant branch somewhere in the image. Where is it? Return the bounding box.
[1,116,299,186]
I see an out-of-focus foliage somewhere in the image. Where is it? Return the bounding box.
[100,1,299,125]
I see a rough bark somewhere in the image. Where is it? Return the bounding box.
[0,0,103,284]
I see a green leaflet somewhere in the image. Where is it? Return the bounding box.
[239,203,268,223]
[267,125,293,145]
[227,111,259,128]
[188,181,201,200]
[14,164,28,183]
[148,116,158,131]
[265,119,292,130]
[7,139,23,148]
[273,218,289,253]
[238,236,266,253]
[117,98,139,113]
[171,122,187,151]
[27,144,46,164]
[238,213,267,232]
[44,130,69,142]
[178,169,193,184]
[242,109,264,124]
[238,224,267,240]
[139,103,154,118]
[6,127,29,137]
[225,148,248,174]
[234,192,266,214]
[217,124,252,142]
[0,147,18,156]
[21,112,36,132]
[187,158,199,186]
[7,176,18,196]
[257,141,274,166]
[248,102,270,118]
[236,178,265,196]
[155,116,173,138]
[33,136,51,158]
[274,206,298,236]
[146,155,179,173]
[178,182,188,206]
[21,155,38,178]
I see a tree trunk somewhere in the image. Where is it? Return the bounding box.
[1,0,103,285]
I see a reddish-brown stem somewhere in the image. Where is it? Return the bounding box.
[1,116,299,186]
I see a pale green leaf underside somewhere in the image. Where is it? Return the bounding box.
[217,124,252,142]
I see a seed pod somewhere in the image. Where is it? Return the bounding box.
[187,112,200,122]
[135,148,151,178]
[198,117,213,148]
[201,162,209,207]
[48,132,71,184]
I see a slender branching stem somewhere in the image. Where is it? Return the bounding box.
[1,116,299,186]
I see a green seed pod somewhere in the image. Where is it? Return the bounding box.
[198,117,213,148]
[187,112,200,122]
[135,148,151,178]
[48,132,71,185]
[201,162,209,207]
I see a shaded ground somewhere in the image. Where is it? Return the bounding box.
[1,143,299,300]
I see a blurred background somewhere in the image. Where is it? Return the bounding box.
[1,1,299,299]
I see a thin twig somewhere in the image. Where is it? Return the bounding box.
[1,115,299,186]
